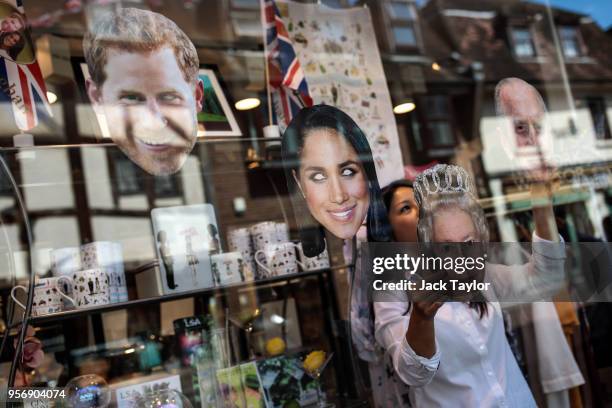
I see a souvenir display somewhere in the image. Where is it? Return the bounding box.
[80,241,128,303]
[256,352,320,408]
[70,268,111,308]
[276,1,404,186]
[151,204,217,294]
[11,276,74,316]
[254,242,303,278]
[113,374,183,408]
[2,1,609,408]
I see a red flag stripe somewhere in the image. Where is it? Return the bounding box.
[18,66,35,130]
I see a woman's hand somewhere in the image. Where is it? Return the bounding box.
[406,302,443,358]
[412,301,443,320]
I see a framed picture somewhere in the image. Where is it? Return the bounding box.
[151,204,219,294]
[197,67,242,137]
[108,149,145,196]
[0,1,35,64]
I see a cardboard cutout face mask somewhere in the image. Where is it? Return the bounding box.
[282,105,391,255]
[83,7,203,176]
[494,77,553,170]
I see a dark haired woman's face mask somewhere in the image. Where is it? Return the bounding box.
[295,128,369,240]
[389,186,419,243]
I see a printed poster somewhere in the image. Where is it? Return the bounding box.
[279,1,404,187]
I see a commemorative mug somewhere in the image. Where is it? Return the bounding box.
[50,247,81,277]
[211,252,253,286]
[71,268,111,308]
[296,242,330,271]
[11,276,75,316]
[255,242,305,278]
[228,227,258,280]
[249,222,280,251]
[275,222,289,242]
[81,241,128,303]
[227,227,252,252]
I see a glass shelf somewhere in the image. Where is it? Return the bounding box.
[26,265,349,325]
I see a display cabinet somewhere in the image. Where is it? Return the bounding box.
[0,139,363,407]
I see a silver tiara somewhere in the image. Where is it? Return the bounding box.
[414,164,475,207]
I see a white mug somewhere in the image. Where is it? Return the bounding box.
[296,242,330,271]
[275,222,289,242]
[211,252,254,286]
[255,242,304,278]
[81,241,127,303]
[11,277,75,316]
[228,227,252,251]
[51,247,81,277]
[71,268,111,308]
[249,222,280,251]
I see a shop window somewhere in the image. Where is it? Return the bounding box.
[559,26,582,58]
[511,27,536,58]
[587,98,612,141]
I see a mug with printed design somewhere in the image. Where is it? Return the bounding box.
[249,222,280,251]
[51,247,81,277]
[275,222,290,242]
[11,276,75,316]
[80,241,128,303]
[228,227,257,277]
[71,268,111,308]
[255,242,304,278]
[296,242,330,271]
[211,252,254,286]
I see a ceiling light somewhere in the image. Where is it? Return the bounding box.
[432,62,441,71]
[393,102,416,114]
[46,91,58,104]
[235,98,261,111]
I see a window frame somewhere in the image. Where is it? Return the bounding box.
[558,25,584,59]
[509,25,538,59]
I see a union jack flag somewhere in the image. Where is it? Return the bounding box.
[261,0,312,129]
[0,0,52,131]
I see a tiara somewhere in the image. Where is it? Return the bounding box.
[414,164,475,207]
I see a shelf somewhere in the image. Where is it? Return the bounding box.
[27,265,351,325]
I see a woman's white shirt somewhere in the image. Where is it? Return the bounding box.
[374,233,566,408]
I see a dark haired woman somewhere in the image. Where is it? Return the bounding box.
[282,104,393,403]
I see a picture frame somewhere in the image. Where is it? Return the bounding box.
[151,204,219,294]
[197,67,242,137]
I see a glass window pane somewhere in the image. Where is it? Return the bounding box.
[512,28,535,57]
[559,26,581,57]
[426,96,449,117]
[393,26,416,46]
[231,0,258,8]
[389,2,414,20]
[429,122,454,146]
[323,0,343,8]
